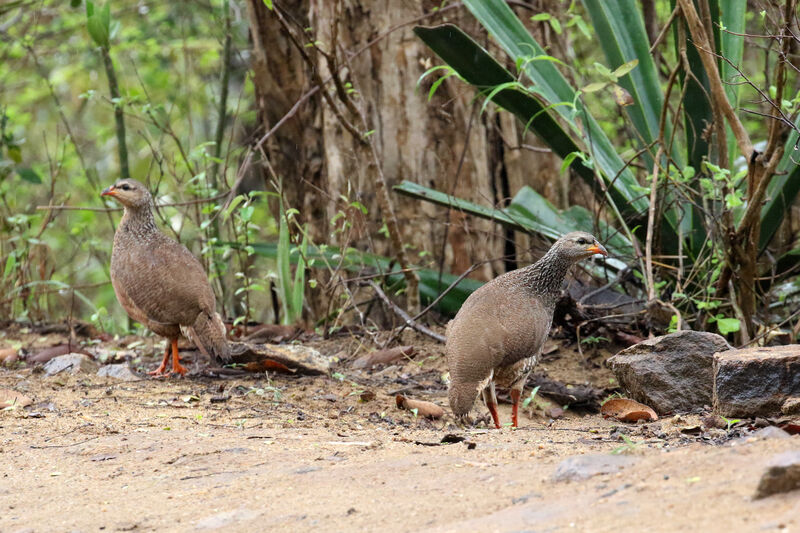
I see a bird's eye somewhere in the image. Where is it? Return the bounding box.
[119,183,130,191]
[576,238,587,245]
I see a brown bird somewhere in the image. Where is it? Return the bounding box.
[446,231,608,428]
[102,179,230,376]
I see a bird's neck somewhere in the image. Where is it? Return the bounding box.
[519,245,573,295]
[119,204,158,239]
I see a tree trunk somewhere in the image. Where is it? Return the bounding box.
[246,1,563,318]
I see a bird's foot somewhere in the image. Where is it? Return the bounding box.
[148,362,170,377]
[171,362,189,376]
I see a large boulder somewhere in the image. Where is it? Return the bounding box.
[713,345,800,418]
[608,331,731,414]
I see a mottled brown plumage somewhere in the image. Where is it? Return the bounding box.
[446,231,608,428]
[102,179,230,376]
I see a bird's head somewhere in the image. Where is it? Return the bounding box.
[101,179,152,208]
[554,231,608,261]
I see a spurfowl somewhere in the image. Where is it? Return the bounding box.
[446,231,608,428]
[102,179,230,376]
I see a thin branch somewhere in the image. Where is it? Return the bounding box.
[368,280,445,344]
[677,0,753,158]
[35,191,229,212]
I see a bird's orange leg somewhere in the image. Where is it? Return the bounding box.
[482,382,502,429]
[170,338,188,376]
[510,388,521,428]
[486,401,501,429]
[148,343,171,376]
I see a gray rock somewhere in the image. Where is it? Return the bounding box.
[713,345,800,417]
[609,331,731,414]
[754,450,800,499]
[551,453,637,482]
[97,363,140,381]
[43,353,98,376]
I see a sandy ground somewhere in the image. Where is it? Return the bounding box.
[1,329,799,532]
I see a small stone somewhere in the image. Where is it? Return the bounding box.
[608,331,731,414]
[750,426,791,440]
[97,363,140,381]
[714,345,800,417]
[754,450,800,499]
[701,414,726,429]
[552,454,638,482]
[782,397,800,415]
[43,353,98,376]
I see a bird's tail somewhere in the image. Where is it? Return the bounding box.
[186,311,231,363]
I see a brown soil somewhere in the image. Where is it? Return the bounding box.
[1,327,797,532]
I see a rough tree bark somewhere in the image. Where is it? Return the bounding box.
[245,1,562,319]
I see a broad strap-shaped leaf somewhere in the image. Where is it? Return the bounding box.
[582,0,678,168]
[759,125,800,251]
[719,1,746,109]
[394,180,632,270]
[461,0,649,222]
[414,24,642,221]
[719,1,747,169]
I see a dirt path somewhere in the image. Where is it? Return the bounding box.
[1,333,798,532]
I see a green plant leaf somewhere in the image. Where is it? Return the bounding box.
[16,167,42,184]
[222,194,246,221]
[716,317,740,335]
[291,225,309,320]
[86,1,110,47]
[759,117,800,251]
[239,205,254,222]
[582,82,608,93]
[611,58,638,78]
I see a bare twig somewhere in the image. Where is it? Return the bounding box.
[35,191,229,212]
[368,280,445,344]
[677,0,753,158]
[644,146,664,302]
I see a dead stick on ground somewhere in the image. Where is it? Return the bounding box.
[368,280,445,344]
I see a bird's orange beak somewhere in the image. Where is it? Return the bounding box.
[101,185,117,197]
[587,242,608,256]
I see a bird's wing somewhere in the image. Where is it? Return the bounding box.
[112,235,216,327]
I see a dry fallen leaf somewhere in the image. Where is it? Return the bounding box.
[395,395,444,419]
[243,358,294,373]
[28,344,89,364]
[612,84,634,106]
[0,348,18,364]
[601,398,658,423]
[0,388,33,409]
[352,346,415,369]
